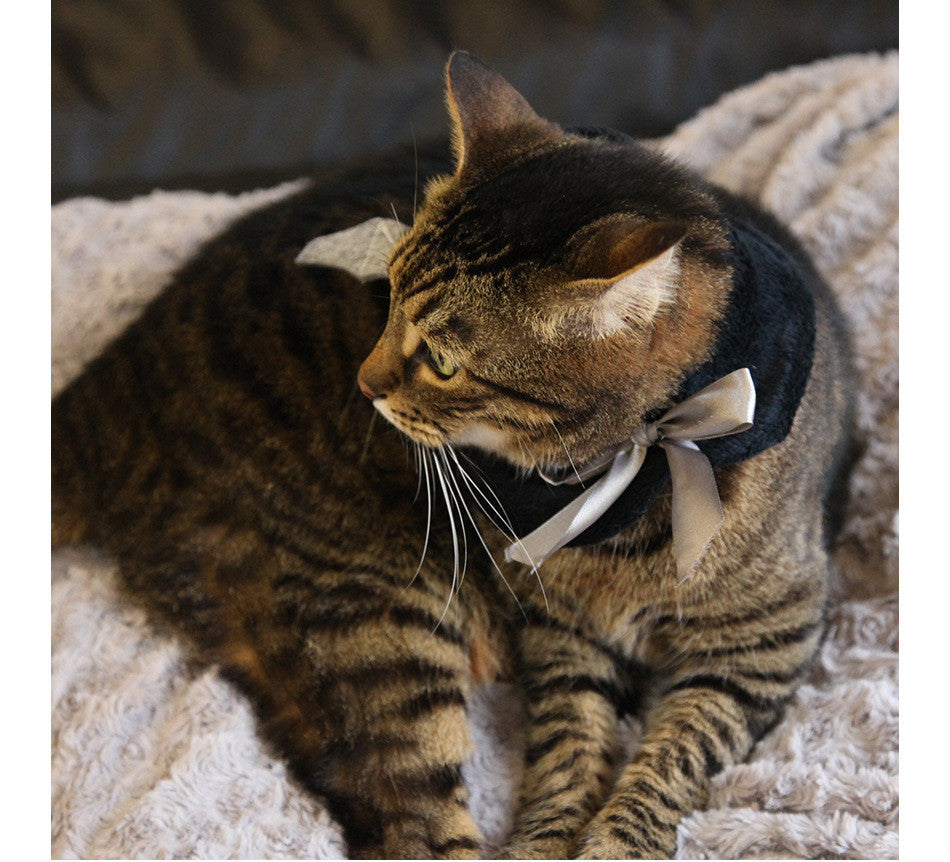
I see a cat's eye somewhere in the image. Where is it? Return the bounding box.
[427,345,458,379]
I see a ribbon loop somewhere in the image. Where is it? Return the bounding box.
[505,368,756,579]
[295,217,409,282]
[652,368,756,442]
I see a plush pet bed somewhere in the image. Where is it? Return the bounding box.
[51,52,898,859]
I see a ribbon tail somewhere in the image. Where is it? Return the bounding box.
[662,440,724,579]
[505,446,647,567]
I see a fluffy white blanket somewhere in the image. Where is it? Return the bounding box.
[51,52,898,859]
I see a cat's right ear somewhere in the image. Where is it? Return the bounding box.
[445,51,552,174]
[554,216,690,337]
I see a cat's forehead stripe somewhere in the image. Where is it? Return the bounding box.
[407,290,446,325]
[426,313,475,344]
[393,261,459,302]
[404,294,475,349]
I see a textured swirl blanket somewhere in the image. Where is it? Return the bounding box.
[51,52,898,859]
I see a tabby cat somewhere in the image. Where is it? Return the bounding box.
[52,53,854,859]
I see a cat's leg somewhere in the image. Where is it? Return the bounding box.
[247,562,487,861]
[122,534,484,860]
[574,574,826,860]
[501,605,632,860]
[290,595,483,860]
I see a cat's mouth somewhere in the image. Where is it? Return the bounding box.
[372,398,603,481]
[371,399,445,448]
[450,421,612,480]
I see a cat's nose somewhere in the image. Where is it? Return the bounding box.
[358,374,378,400]
[357,360,390,400]
[358,339,399,400]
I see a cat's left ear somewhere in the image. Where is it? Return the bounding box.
[444,51,554,174]
[556,216,689,336]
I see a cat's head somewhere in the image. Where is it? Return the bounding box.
[358,52,732,474]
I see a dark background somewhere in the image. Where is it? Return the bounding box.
[52,0,898,203]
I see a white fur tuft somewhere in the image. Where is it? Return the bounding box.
[589,244,679,336]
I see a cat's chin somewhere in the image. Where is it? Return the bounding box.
[449,422,522,464]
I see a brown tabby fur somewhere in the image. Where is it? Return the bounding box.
[52,53,853,859]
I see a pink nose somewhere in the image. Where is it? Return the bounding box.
[358,375,378,400]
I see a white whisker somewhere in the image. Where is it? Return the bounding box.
[412,441,423,503]
[430,448,462,630]
[447,445,548,614]
[406,437,552,625]
[551,419,584,486]
[406,447,434,589]
[439,448,473,580]
[359,410,378,465]
[438,447,469,587]
[337,382,360,429]
[381,207,400,243]
[442,446,528,617]
[447,448,514,536]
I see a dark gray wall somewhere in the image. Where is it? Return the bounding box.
[53,0,898,201]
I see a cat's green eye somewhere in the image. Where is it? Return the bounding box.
[427,346,458,379]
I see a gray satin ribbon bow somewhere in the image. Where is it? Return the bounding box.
[505,368,756,578]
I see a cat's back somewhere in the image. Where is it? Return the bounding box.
[707,185,857,543]
[51,155,446,551]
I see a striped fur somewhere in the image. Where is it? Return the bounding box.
[51,158,517,858]
[52,53,853,859]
